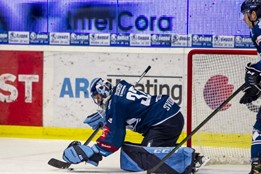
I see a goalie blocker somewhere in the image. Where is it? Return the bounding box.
[120,143,195,174]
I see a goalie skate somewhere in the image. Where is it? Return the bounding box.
[192,153,210,173]
[249,159,261,174]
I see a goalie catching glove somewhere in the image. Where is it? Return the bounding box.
[240,62,261,104]
[83,110,106,130]
[62,141,102,166]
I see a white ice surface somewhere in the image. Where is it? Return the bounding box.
[0,138,250,174]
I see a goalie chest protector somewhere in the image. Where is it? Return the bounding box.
[120,143,195,174]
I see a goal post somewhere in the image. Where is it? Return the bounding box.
[187,49,259,164]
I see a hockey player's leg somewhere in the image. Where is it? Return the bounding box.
[249,158,261,174]
[250,111,261,174]
[141,112,184,147]
[250,130,261,173]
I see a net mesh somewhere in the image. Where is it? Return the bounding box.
[189,50,260,164]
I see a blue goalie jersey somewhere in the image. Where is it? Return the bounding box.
[96,80,180,156]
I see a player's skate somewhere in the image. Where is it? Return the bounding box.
[249,158,261,174]
[191,153,210,173]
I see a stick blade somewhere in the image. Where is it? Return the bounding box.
[48,158,71,169]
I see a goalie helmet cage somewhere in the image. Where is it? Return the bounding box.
[187,49,259,164]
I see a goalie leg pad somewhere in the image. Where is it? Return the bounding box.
[120,142,195,174]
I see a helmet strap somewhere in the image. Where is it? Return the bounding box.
[247,12,257,27]
[251,20,255,27]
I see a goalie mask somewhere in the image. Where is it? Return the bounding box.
[90,78,113,107]
[241,0,261,21]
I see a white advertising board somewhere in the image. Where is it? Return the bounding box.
[43,51,185,127]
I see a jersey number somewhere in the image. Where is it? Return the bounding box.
[126,86,151,106]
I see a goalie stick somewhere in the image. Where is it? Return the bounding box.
[146,83,245,174]
[48,122,102,169]
[48,66,151,170]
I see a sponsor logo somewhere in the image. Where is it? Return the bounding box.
[0,33,8,38]
[110,33,130,46]
[151,34,171,47]
[89,34,110,46]
[154,148,173,153]
[50,32,70,45]
[8,31,29,44]
[100,126,110,140]
[70,33,89,45]
[0,73,39,103]
[67,9,173,32]
[130,34,151,46]
[203,75,233,110]
[30,32,49,44]
[213,35,234,48]
[192,34,212,47]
